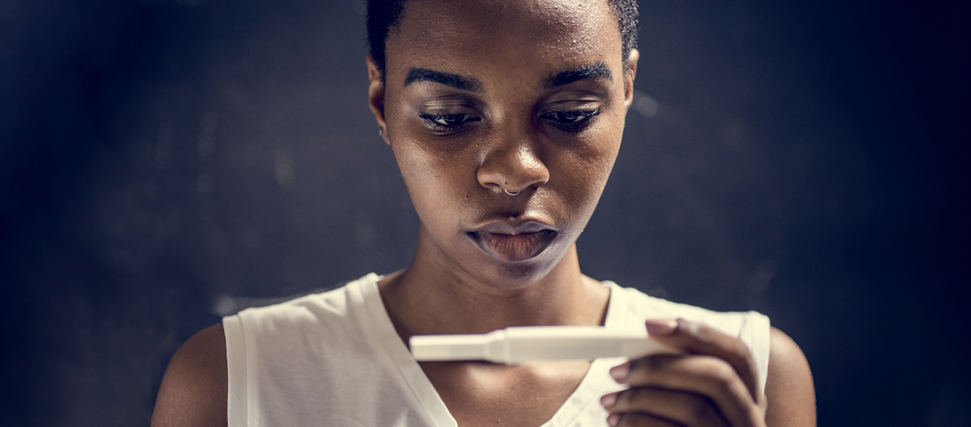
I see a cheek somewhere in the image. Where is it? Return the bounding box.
[561,123,622,187]
[391,136,474,219]
[388,109,441,201]
[388,105,480,204]
[394,143,440,203]
[548,123,623,218]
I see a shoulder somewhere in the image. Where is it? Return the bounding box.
[151,323,228,427]
[231,274,373,326]
[610,284,762,335]
[765,327,816,427]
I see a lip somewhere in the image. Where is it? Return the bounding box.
[468,220,558,262]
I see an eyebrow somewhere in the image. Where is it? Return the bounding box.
[404,68,482,92]
[547,63,612,88]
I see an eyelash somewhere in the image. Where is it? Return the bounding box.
[418,108,601,135]
[541,108,601,133]
[419,113,480,134]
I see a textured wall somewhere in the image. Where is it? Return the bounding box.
[1,0,967,425]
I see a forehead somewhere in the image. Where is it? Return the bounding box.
[386,0,621,83]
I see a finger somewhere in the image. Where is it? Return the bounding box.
[609,411,684,427]
[603,388,729,427]
[614,355,762,427]
[645,318,761,403]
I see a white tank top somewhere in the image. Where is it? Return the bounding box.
[223,273,770,426]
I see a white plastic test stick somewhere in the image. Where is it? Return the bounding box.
[410,326,680,365]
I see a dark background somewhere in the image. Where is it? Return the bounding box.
[1,0,968,425]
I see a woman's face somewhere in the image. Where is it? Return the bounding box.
[371,0,636,289]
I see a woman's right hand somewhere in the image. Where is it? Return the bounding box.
[601,319,765,426]
[600,318,814,427]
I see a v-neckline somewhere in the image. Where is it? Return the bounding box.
[356,274,630,427]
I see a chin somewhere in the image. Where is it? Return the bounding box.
[474,247,567,292]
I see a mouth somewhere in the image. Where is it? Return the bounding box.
[467,221,558,262]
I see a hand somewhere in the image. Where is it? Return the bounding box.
[601,319,766,427]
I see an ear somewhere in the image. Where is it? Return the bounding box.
[623,49,639,110]
[366,53,390,145]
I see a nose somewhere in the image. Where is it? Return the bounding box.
[477,138,550,195]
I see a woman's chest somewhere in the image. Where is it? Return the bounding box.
[420,360,593,427]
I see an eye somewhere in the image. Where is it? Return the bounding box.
[541,109,601,132]
[419,113,480,134]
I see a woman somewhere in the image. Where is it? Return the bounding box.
[151,0,815,425]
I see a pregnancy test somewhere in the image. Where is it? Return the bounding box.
[410,326,680,364]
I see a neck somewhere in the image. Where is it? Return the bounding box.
[378,235,609,340]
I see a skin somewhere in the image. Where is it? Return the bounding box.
[370,0,627,336]
[151,0,816,426]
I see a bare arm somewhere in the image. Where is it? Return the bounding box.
[764,327,816,427]
[151,324,228,427]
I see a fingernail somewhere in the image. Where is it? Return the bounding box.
[607,413,620,427]
[610,363,629,383]
[644,319,678,335]
[601,392,617,409]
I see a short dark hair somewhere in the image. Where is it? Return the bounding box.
[367,0,639,81]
